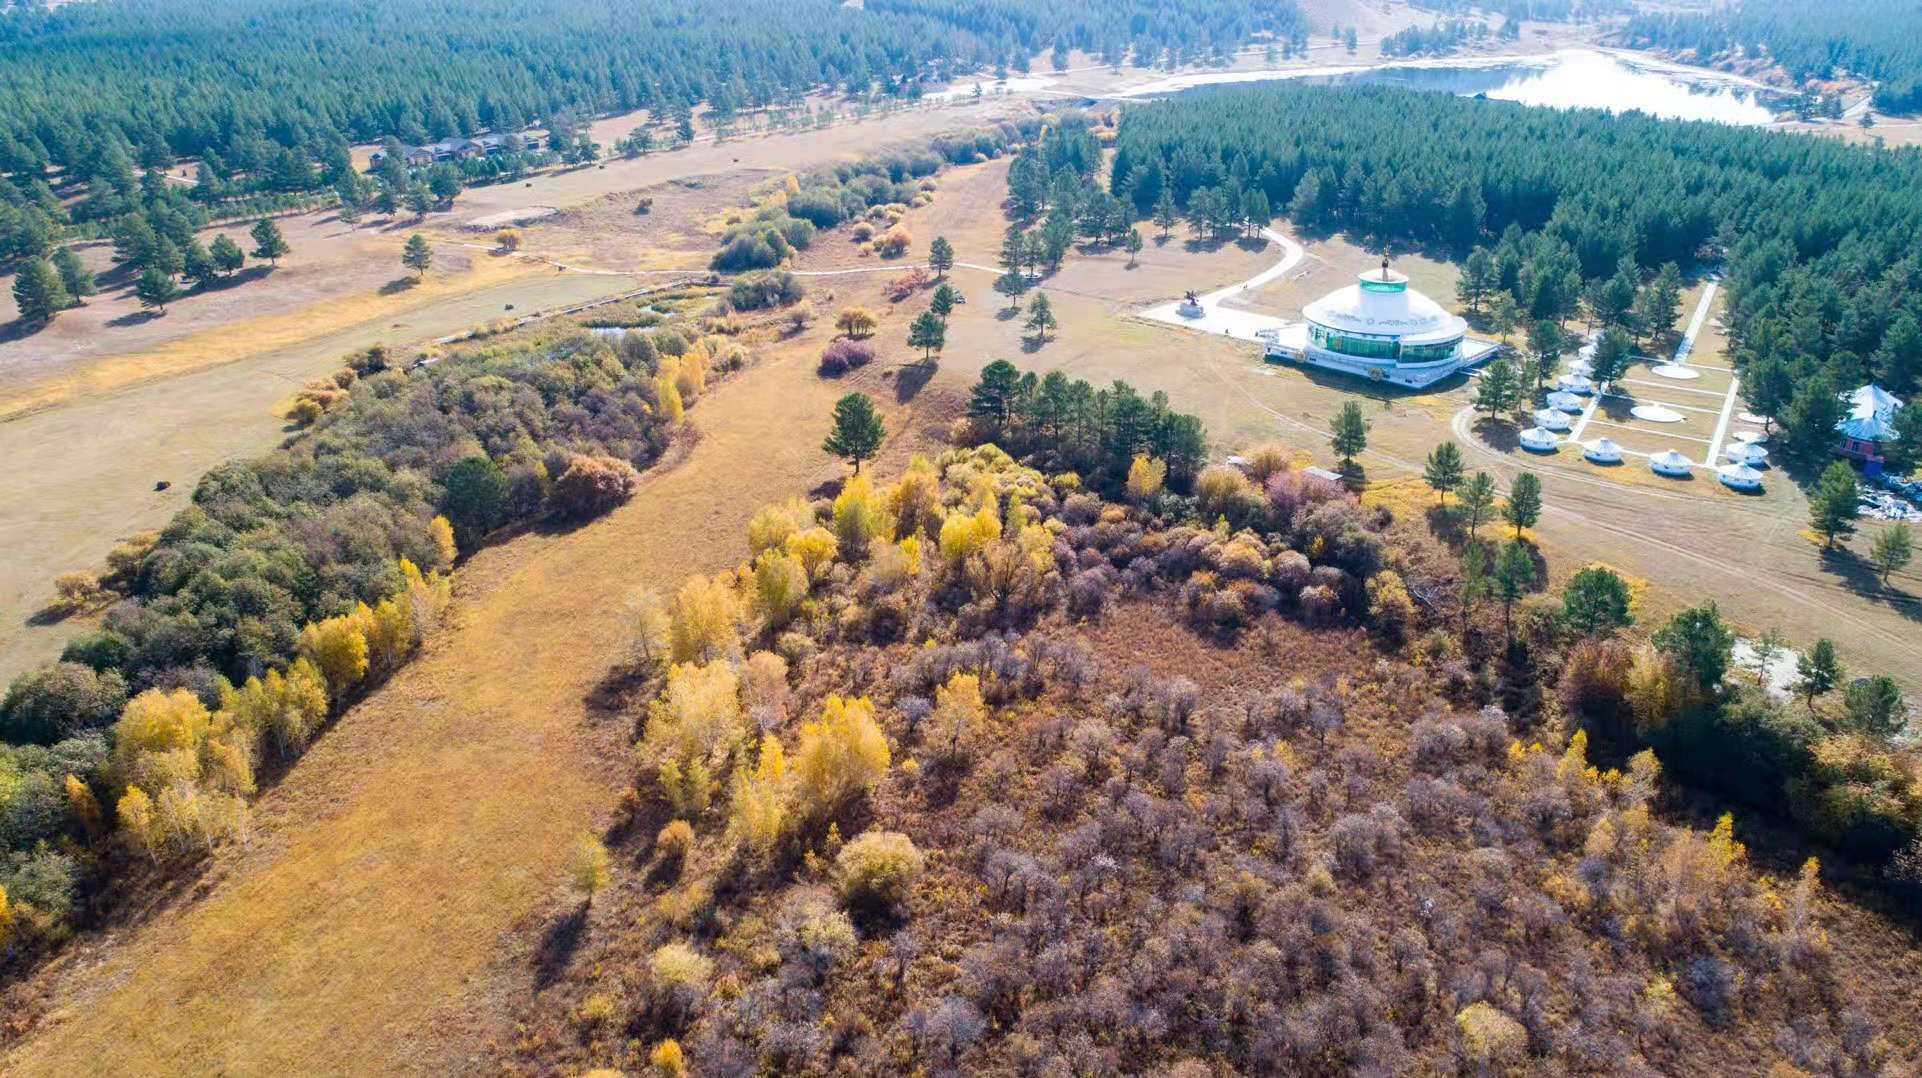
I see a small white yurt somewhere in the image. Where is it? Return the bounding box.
[1717,464,1764,491]
[1583,439,1623,464]
[1519,427,1560,452]
[1534,408,1573,432]
[1557,373,1594,395]
[1650,450,1693,477]
[1567,359,1594,377]
[1723,442,1768,467]
[1547,391,1586,413]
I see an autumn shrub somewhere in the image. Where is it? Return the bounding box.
[834,307,877,339]
[656,818,695,862]
[548,454,642,519]
[832,473,890,559]
[835,829,924,916]
[820,336,878,376]
[875,224,912,257]
[752,549,810,628]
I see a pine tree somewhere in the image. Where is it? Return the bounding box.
[1473,358,1520,420]
[823,392,886,473]
[1424,442,1464,505]
[1458,541,1489,641]
[1590,328,1633,389]
[929,283,959,322]
[1457,248,1495,314]
[1783,375,1843,463]
[1153,188,1177,239]
[928,235,954,278]
[1797,638,1841,711]
[1492,540,1534,645]
[1561,566,1632,637]
[402,233,433,279]
[183,239,218,290]
[907,308,946,361]
[1025,292,1056,342]
[994,270,1028,311]
[1870,523,1913,587]
[1124,228,1143,267]
[1460,471,1496,539]
[1330,399,1368,468]
[250,218,290,265]
[1526,320,1564,390]
[209,234,245,276]
[10,258,70,326]
[1809,460,1860,547]
[51,247,95,299]
[1503,471,1542,539]
[134,265,180,313]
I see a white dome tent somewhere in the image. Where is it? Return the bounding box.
[1583,439,1623,464]
[1723,442,1768,467]
[1546,391,1586,413]
[1718,464,1764,491]
[1518,427,1560,452]
[1557,373,1594,395]
[1534,408,1573,432]
[1650,450,1694,477]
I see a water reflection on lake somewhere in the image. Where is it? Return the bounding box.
[1126,49,1785,125]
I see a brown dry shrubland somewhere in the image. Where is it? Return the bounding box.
[490,445,1918,1077]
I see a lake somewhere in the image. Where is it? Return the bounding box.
[1115,49,1788,125]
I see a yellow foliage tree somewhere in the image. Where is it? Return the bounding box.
[1456,1002,1527,1069]
[1126,454,1167,503]
[653,372,686,423]
[835,307,878,339]
[118,786,159,861]
[0,882,10,949]
[832,473,891,559]
[429,514,458,567]
[938,501,1002,564]
[572,832,611,905]
[887,456,944,540]
[748,497,814,555]
[752,549,810,628]
[792,695,890,819]
[927,672,985,763]
[300,609,371,696]
[114,688,212,794]
[640,661,745,774]
[64,774,103,837]
[667,574,743,664]
[784,526,840,580]
[729,734,792,858]
[651,1039,687,1078]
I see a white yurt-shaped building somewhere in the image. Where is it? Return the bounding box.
[1650,450,1693,477]
[1546,391,1586,413]
[1723,442,1768,467]
[1518,427,1560,452]
[1584,439,1623,464]
[1534,408,1573,432]
[1263,259,1501,388]
[1718,464,1764,491]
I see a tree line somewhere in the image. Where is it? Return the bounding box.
[1623,0,1922,114]
[0,0,1303,180]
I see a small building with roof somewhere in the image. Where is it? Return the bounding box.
[1263,258,1501,388]
[1835,384,1904,475]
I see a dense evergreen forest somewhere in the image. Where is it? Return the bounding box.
[1624,0,1922,113]
[1109,84,1922,403]
[0,0,1301,178]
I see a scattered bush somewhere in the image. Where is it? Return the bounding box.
[818,339,874,376]
[835,829,924,916]
[727,270,806,311]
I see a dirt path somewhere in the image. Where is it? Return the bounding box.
[0,309,937,1073]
